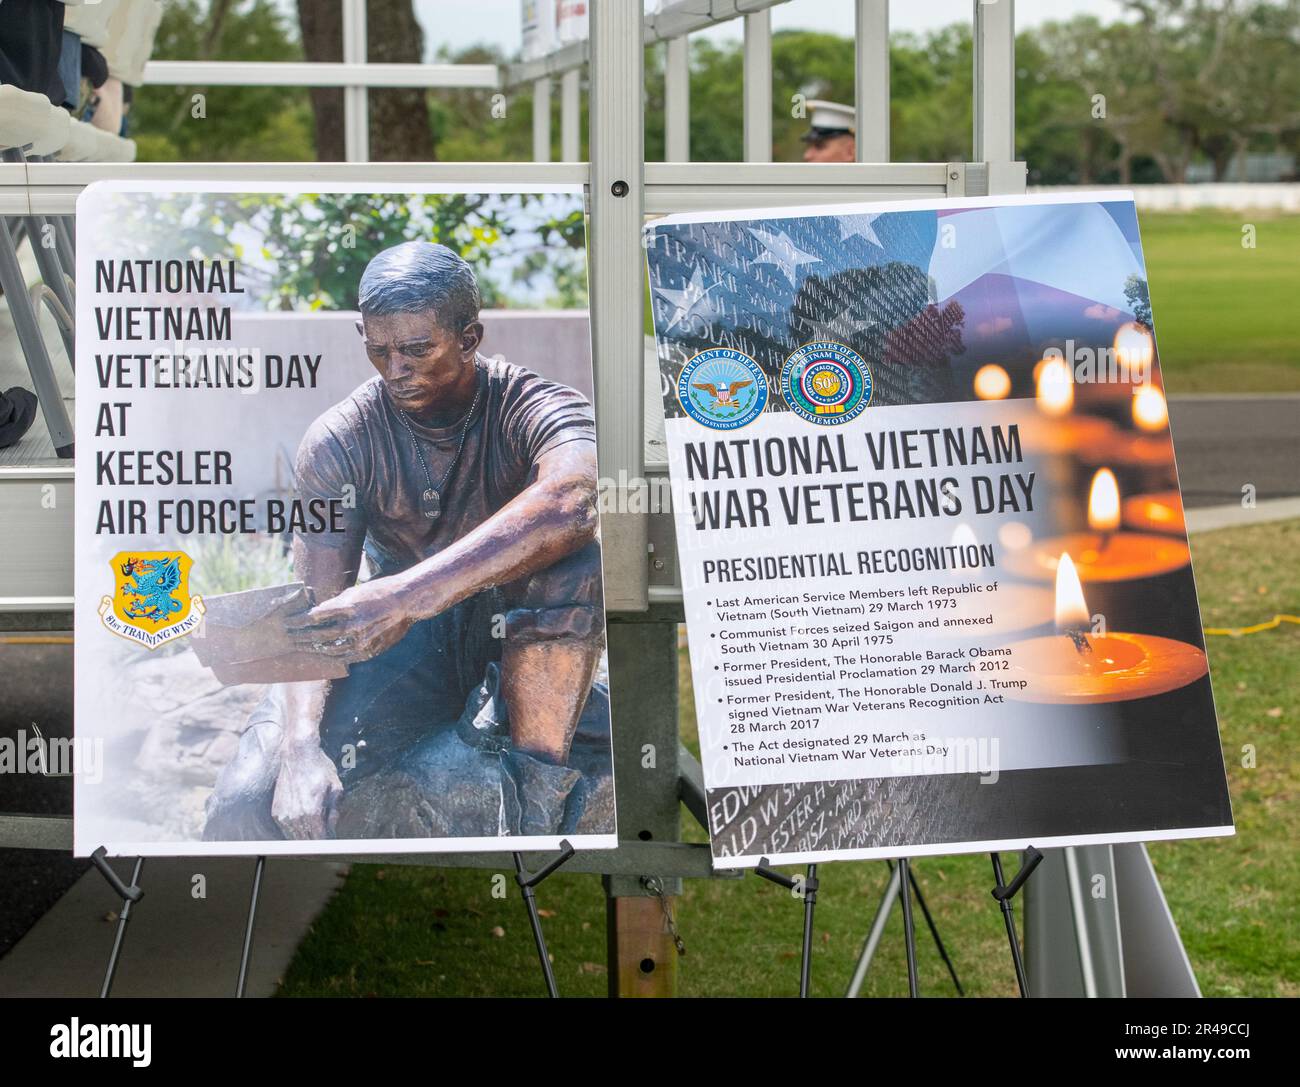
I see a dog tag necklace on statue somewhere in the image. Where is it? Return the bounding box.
[397,382,481,522]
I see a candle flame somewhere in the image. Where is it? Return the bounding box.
[1036,356,1074,416]
[1054,552,1091,633]
[1113,322,1154,372]
[973,364,1011,400]
[1087,468,1121,533]
[1132,384,1168,431]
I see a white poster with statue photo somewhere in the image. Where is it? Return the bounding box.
[74,182,616,856]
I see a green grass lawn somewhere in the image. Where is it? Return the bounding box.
[1140,212,1300,393]
[277,519,1299,998]
[1145,518,1300,997]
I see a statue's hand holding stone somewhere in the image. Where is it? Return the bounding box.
[284,576,418,664]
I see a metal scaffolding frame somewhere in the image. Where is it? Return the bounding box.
[20,3,1207,1001]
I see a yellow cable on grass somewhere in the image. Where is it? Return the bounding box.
[1203,614,1300,637]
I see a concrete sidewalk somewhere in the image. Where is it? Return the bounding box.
[1186,496,1300,533]
[0,857,345,997]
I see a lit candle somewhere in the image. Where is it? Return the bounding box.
[1114,323,1155,376]
[973,363,1012,400]
[1131,383,1169,431]
[1079,383,1175,474]
[1004,467,1189,582]
[1038,356,1073,416]
[1088,467,1120,550]
[1121,489,1186,536]
[1070,324,1158,408]
[1001,553,1208,703]
[1019,357,1119,454]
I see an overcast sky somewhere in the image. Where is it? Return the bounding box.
[414,0,1131,58]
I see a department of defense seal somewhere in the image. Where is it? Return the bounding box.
[781,341,872,425]
[677,347,769,430]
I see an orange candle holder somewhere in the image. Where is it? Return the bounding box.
[1001,631,1207,704]
[1004,532,1190,583]
[1018,414,1119,457]
[1001,550,1208,704]
[1078,429,1175,472]
[1122,489,1186,536]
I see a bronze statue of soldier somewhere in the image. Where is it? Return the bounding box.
[203,241,612,842]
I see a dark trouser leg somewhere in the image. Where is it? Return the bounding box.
[204,594,500,841]
[318,592,503,779]
[500,540,606,767]
[204,544,606,841]
[202,698,284,841]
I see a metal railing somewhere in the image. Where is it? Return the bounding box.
[1,0,1025,617]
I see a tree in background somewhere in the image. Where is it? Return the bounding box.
[428,44,537,161]
[132,0,314,161]
[891,27,977,164]
[297,0,433,162]
[131,0,1297,181]
[1125,274,1153,329]
[1023,16,1167,184]
[252,192,586,309]
[1114,0,1300,181]
[96,190,585,311]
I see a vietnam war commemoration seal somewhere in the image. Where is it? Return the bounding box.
[781,341,872,425]
[677,347,770,430]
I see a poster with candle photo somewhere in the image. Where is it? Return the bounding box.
[73,181,617,857]
[645,191,1232,868]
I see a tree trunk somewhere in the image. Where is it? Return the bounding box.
[168,0,236,131]
[297,0,344,161]
[366,2,434,162]
[200,0,235,57]
[1115,131,1131,184]
[296,1,433,163]
[1206,135,1237,182]
[1079,129,1095,184]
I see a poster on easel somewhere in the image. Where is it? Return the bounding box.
[74,182,616,857]
[645,192,1233,868]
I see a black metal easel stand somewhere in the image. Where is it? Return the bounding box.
[90,847,144,998]
[990,846,1044,997]
[846,859,964,997]
[893,859,965,996]
[236,856,267,998]
[513,839,576,998]
[754,857,820,997]
[897,858,920,997]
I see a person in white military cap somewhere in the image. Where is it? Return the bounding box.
[801,99,856,162]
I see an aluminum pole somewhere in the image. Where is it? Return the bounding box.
[342,0,369,162]
[846,861,901,997]
[743,8,772,163]
[561,68,581,162]
[533,77,553,164]
[973,0,1015,163]
[855,0,890,162]
[665,35,690,161]
[589,0,647,611]
[1063,845,1100,998]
